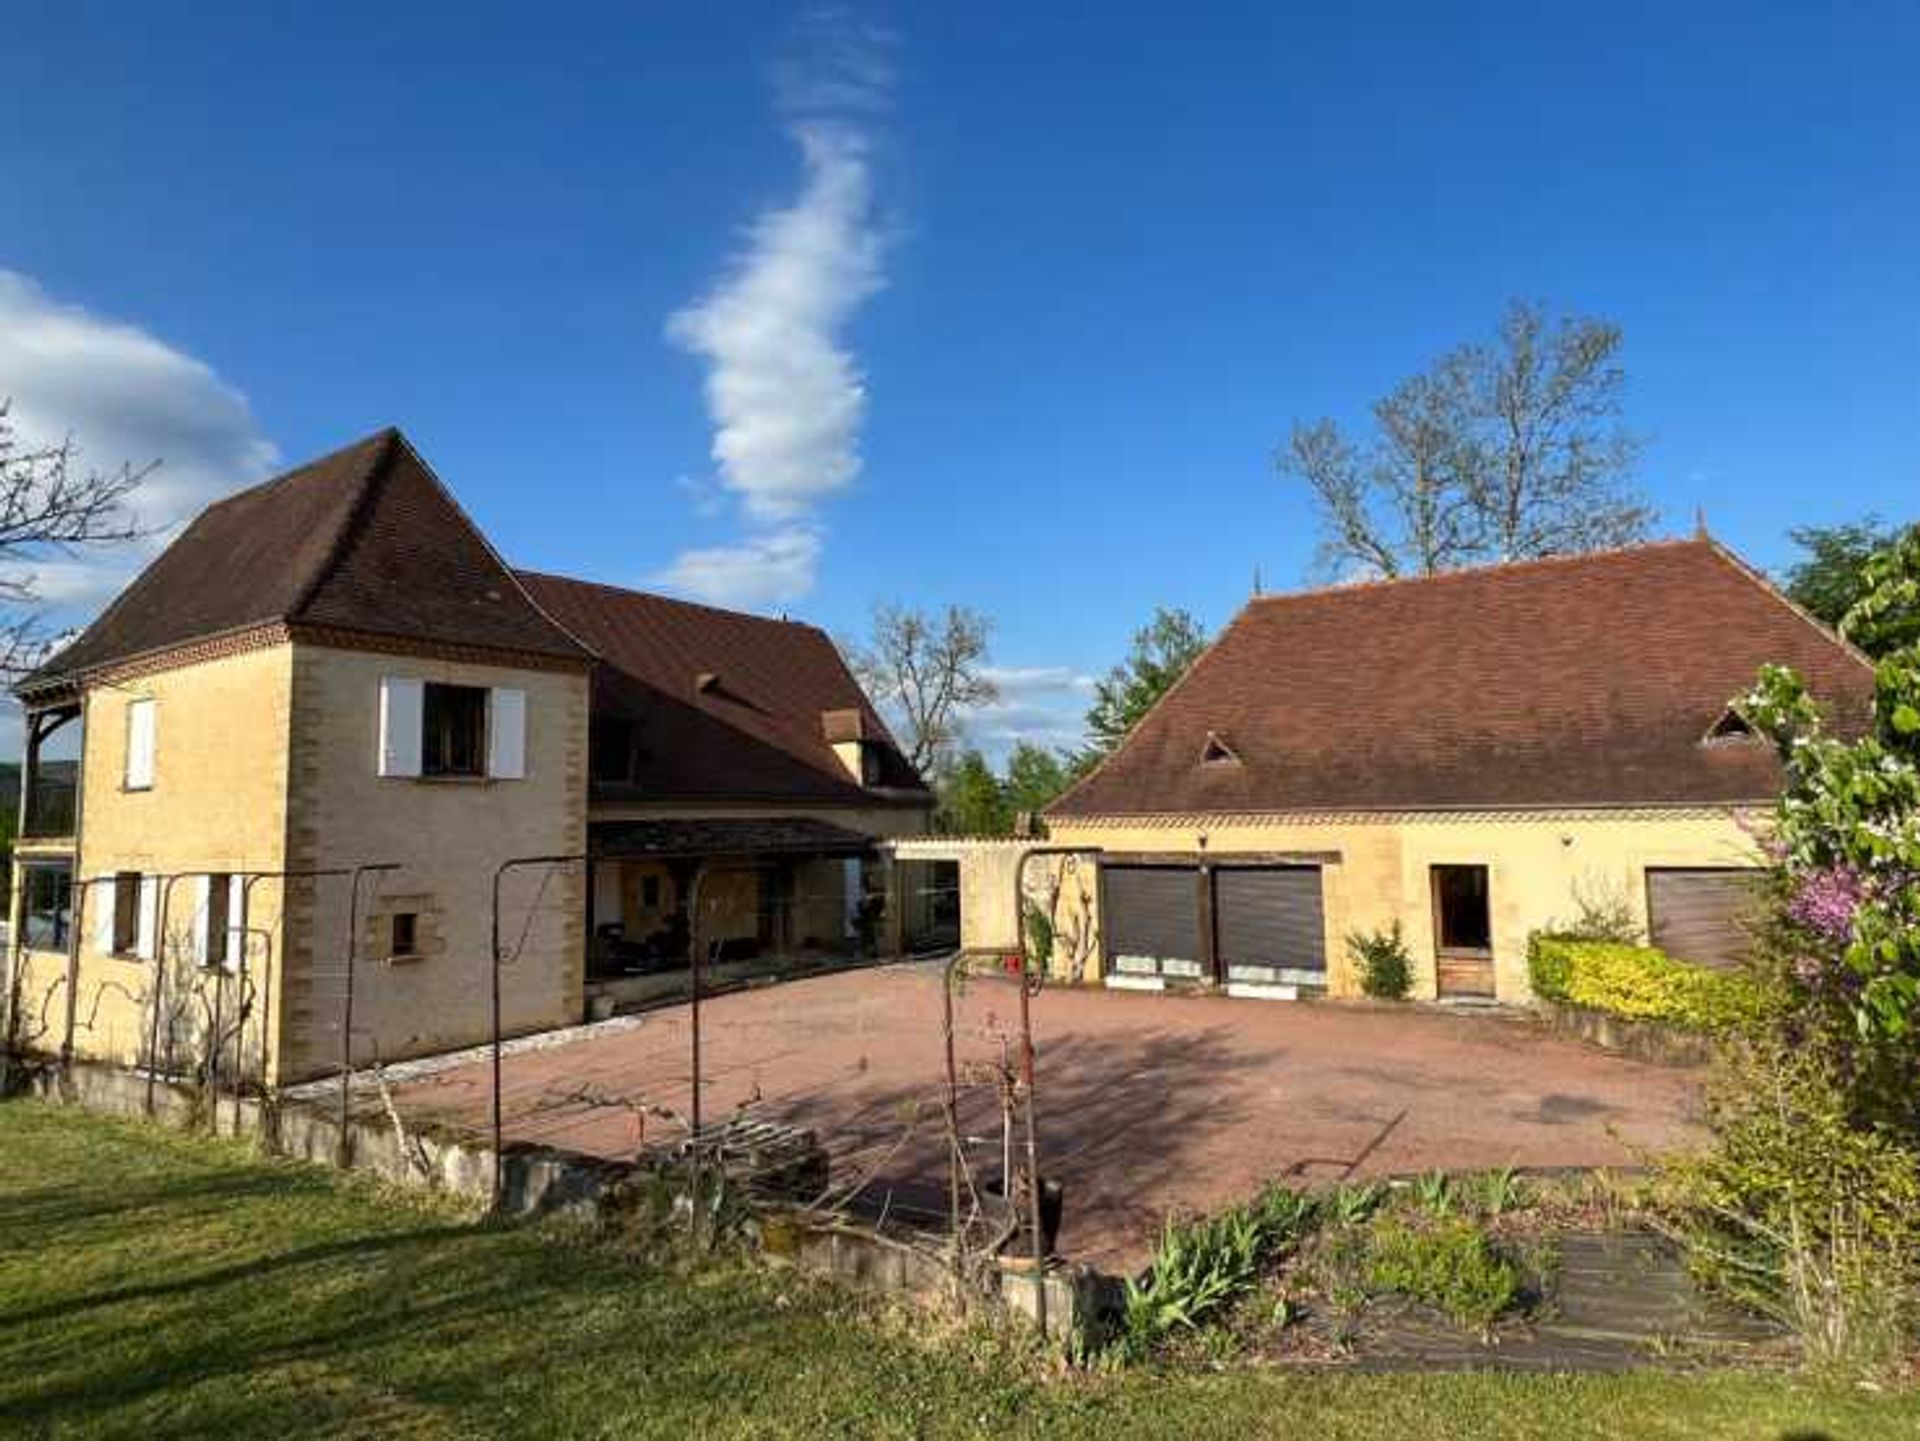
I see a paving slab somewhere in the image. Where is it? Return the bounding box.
[384,962,1705,1272]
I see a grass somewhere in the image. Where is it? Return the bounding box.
[4,1101,1919,1439]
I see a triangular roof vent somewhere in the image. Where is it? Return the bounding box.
[1200,730,1242,766]
[1702,706,1760,746]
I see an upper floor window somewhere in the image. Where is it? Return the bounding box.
[124,697,155,791]
[378,677,526,781]
[590,715,639,785]
[423,683,487,777]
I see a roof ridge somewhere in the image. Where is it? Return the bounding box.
[1697,536,1879,677]
[372,436,594,661]
[1249,537,1708,606]
[515,568,820,631]
[285,427,402,623]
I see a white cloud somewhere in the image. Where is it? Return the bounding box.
[666,123,882,525]
[0,269,278,612]
[650,527,823,610]
[957,664,1098,761]
[655,18,891,610]
[0,269,277,755]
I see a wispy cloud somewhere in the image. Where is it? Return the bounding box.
[957,664,1097,760]
[654,16,892,609]
[0,269,278,611]
[651,527,823,610]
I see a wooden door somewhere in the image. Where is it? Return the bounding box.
[1431,864,1495,998]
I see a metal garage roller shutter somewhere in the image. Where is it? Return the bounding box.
[1646,868,1764,972]
[1105,865,1203,979]
[1215,866,1326,987]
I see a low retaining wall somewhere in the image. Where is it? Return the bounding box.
[1534,1000,1716,1067]
[11,1052,1104,1338]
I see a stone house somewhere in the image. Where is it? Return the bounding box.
[1041,541,1875,1002]
[5,428,928,1084]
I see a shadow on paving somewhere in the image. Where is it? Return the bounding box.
[748,1024,1288,1269]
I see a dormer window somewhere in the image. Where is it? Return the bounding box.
[1200,730,1242,766]
[1702,706,1761,747]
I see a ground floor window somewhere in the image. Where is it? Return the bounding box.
[22,861,72,951]
[111,872,142,956]
[204,873,231,969]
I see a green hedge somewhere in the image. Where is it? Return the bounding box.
[1527,936,1767,1033]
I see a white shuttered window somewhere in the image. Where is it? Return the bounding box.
[378,677,528,780]
[125,698,156,790]
[488,687,527,780]
[378,678,425,777]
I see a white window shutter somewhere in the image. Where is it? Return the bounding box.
[227,875,248,973]
[136,875,158,960]
[378,678,424,777]
[190,875,212,965]
[126,698,156,789]
[489,687,527,780]
[93,879,116,954]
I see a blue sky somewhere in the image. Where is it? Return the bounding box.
[2,3,1916,757]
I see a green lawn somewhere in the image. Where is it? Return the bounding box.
[1,1101,1914,1439]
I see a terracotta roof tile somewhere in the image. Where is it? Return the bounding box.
[21,428,588,688]
[516,571,930,808]
[1048,540,1876,817]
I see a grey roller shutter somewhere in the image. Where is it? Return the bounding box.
[1647,868,1763,972]
[1105,866,1203,978]
[1215,867,1326,983]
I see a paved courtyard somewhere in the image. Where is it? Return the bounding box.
[385,962,1704,1272]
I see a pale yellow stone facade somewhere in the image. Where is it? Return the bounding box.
[1044,808,1765,1001]
[277,644,588,1080]
[7,637,589,1085]
[10,645,296,1074]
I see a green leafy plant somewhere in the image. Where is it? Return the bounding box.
[1663,1041,1920,1379]
[1412,1170,1453,1218]
[1329,1180,1385,1228]
[1526,936,1768,1032]
[1115,1184,1318,1361]
[1347,921,1414,1000]
[1468,1167,1524,1218]
[1363,1217,1523,1332]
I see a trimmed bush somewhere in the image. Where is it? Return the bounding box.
[1527,936,1766,1033]
[1348,921,1413,1000]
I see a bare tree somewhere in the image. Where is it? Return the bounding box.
[1279,301,1651,579]
[0,400,151,677]
[847,603,997,775]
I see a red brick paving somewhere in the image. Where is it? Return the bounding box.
[387,962,1703,1272]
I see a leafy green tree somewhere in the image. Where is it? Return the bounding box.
[1002,743,1069,819]
[1784,517,1912,649]
[1742,524,1920,1122]
[934,749,1011,837]
[1083,607,1209,759]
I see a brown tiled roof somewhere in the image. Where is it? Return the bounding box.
[21,428,589,690]
[590,817,877,859]
[515,572,930,808]
[1048,540,1877,817]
